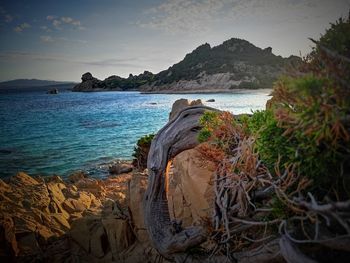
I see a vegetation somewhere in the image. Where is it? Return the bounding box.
[75,38,301,92]
[197,13,350,261]
[152,38,300,88]
[132,134,155,170]
[101,71,155,90]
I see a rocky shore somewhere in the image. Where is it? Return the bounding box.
[0,142,216,262]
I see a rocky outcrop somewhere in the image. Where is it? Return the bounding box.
[72,71,154,92]
[0,170,161,262]
[47,88,58,94]
[169,98,203,121]
[72,72,103,92]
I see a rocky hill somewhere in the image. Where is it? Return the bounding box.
[73,38,300,93]
[72,71,154,92]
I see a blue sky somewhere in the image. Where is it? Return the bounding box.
[0,0,349,81]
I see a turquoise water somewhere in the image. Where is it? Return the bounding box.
[0,89,271,178]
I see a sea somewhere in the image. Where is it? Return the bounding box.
[0,88,271,178]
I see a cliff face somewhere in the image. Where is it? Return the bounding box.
[73,38,300,93]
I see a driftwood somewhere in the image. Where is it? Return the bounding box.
[143,104,350,262]
[143,105,219,259]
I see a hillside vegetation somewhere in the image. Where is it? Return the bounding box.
[73,38,300,92]
[195,13,350,261]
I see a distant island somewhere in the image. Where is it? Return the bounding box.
[0,79,77,93]
[0,79,76,88]
[73,38,301,93]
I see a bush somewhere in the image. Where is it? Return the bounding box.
[132,134,155,170]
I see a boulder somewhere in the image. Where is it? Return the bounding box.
[169,99,203,121]
[169,147,216,226]
[128,173,148,242]
[206,99,215,102]
[47,88,58,94]
[109,163,133,175]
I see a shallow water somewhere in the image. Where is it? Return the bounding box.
[0,89,271,178]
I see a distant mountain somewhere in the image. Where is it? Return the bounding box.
[0,79,76,88]
[73,38,301,93]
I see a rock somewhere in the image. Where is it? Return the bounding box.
[0,171,165,262]
[69,213,135,259]
[47,88,58,94]
[51,213,70,230]
[72,72,102,92]
[74,178,105,198]
[128,173,148,242]
[69,217,95,253]
[169,147,216,226]
[67,171,87,183]
[109,163,133,175]
[62,198,86,213]
[90,223,108,258]
[101,218,135,255]
[0,215,19,257]
[10,172,40,186]
[169,98,203,121]
[206,99,215,102]
[47,181,66,204]
[82,72,94,81]
[16,232,41,256]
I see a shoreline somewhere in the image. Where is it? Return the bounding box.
[140,88,272,95]
[70,88,272,94]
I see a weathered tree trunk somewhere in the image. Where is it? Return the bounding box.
[143,105,219,259]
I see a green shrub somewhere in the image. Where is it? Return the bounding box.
[243,110,297,172]
[132,134,155,170]
[197,111,220,143]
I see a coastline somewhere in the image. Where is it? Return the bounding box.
[140,88,272,95]
[70,88,273,95]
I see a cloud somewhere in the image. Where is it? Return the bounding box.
[52,19,62,29]
[139,0,227,34]
[40,35,54,42]
[46,15,56,21]
[39,35,87,44]
[46,15,84,30]
[61,16,73,23]
[14,22,31,32]
[139,0,350,35]
[40,25,52,32]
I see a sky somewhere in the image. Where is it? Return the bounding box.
[0,0,349,82]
